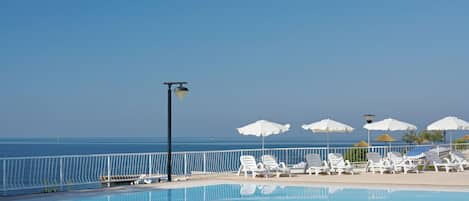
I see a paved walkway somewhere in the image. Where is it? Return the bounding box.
[149,171,469,192]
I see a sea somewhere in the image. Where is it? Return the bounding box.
[0,137,404,157]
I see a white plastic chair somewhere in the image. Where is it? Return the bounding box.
[424,151,459,172]
[450,151,468,171]
[305,154,330,176]
[238,155,267,178]
[328,153,354,175]
[261,155,291,177]
[387,152,419,174]
[366,152,394,174]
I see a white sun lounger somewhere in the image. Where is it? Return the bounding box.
[305,154,330,176]
[366,152,394,174]
[328,153,354,175]
[424,151,459,172]
[387,152,419,174]
[261,155,291,177]
[450,151,468,171]
[238,155,268,178]
[133,174,163,184]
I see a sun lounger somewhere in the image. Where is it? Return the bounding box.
[305,154,330,176]
[328,153,354,175]
[238,155,268,178]
[261,155,291,177]
[387,152,419,174]
[366,152,394,174]
[424,151,459,172]
[450,151,468,171]
[133,174,162,184]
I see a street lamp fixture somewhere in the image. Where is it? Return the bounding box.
[163,81,189,182]
[364,114,375,124]
[364,114,375,147]
[174,84,189,100]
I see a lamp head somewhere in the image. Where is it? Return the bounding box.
[364,114,375,124]
[175,85,189,100]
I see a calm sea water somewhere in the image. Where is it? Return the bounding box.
[0,137,402,157]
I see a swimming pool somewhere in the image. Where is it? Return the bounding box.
[17,184,469,201]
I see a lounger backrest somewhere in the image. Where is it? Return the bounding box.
[306,154,323,167]
[450,151,465,162]
[328,153,345,167]
[240,155,257,168]
[366,152,382,163]
[387,152,403,163]
[424,151,443,163]
[261,155,279,169]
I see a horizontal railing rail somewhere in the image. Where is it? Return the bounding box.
[1,143,468,195]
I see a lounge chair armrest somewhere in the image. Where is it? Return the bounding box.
[403,158,414,165]
[257,163,265,169]
[279,162,287,169]
[345,160,352,166]
[443,158,452,164]
[322,161,329,167]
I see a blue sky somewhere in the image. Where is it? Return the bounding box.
[1,1,469,140]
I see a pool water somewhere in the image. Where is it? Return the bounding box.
[20,184,469,201]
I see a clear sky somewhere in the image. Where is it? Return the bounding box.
[1,1,469,140]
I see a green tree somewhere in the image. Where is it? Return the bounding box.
[419,131,444,144]
[402,131,418,144]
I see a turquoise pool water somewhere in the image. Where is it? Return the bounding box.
[20,184,469,201]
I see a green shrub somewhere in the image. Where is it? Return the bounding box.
[344,148,368,162]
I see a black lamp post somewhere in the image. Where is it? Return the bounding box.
[364,114,375,147]
[163,81,189,182]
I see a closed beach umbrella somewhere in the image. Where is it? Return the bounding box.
[375,133,396,147]
[363,118,417,146]
[237,120,290,150]
[427,116,469,147]
[302,118,354,151]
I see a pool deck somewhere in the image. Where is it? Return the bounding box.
[145,170,469,192]
[4,170,469,200]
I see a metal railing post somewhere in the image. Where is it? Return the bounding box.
[3,159,6,196]
[107,156,111,188]
[203,152,206,174]
[285,149,289,165]
[149,155,152,176]
[59,157,64,191]
[184,153,187,176]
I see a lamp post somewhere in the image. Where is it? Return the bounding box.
[364,114,375,147]
[163,81,189,182]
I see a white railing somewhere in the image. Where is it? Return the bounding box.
[1,143,468,195]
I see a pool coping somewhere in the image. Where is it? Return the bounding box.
[3,173,469,200]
